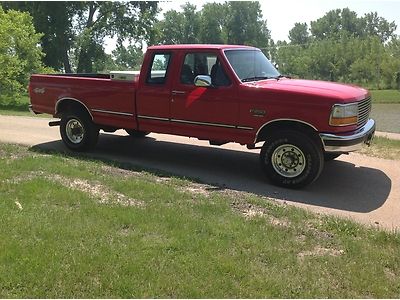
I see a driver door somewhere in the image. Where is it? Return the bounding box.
[170,51,239,140]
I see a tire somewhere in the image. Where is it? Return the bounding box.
[125,129,150,138]
[324,153,341,161]
[60,111,99,151]
[259,130,324,189]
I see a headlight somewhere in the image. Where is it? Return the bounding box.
[329,103,358,126]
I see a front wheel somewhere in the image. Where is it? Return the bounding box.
[60,111,99,151]
[260,131,324,189]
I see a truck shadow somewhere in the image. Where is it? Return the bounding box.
[30,133,391,213]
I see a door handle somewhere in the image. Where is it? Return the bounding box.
[172,90,186,95]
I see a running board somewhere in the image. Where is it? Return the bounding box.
[48,120,61,127]
[247,144,262,150]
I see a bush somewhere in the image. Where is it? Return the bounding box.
[0,7,51,105]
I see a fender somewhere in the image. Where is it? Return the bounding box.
[55,97,94,120]
[254,118,319,144]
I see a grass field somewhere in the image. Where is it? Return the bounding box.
[0,95,50,117]
[0,143,399,298]
[359,136,400,160]
[0,95,32,117]
[0,95,30,111]
[370,89,400,103]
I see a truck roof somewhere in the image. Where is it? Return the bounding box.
[147,44,258,51]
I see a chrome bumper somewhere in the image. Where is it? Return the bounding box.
[320,119,376,153]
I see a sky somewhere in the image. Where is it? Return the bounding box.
[259,0,400,42]
[104,0,400,53]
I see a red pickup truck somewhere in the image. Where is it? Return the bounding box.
[29,44,375,188]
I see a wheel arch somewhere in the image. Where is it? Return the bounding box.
[255,119,322,147]
[55,97,93,120]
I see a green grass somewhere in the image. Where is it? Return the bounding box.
[0,95,32,116]
[0,95,30,110]
[0,109,51,117]
[370,89,400,103]
[359,136,400,160]
[0,95,51,117]
[0,143,399,298]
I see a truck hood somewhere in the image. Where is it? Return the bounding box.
[248,79,368,102]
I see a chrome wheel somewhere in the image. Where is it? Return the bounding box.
[65,118,85,144]
[271,144,306,178]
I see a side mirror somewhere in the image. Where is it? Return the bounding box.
[194,75,212,87]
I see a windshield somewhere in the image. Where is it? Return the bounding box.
[224,49,280,82]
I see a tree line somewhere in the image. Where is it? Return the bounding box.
[1,1,399,103]
[276,8,400,89]
[1,1,273,73]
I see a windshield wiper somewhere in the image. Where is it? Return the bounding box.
[241,76,275,82]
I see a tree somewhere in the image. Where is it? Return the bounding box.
[0,7,49,102]
[310,8,364,40]
[225,1,271,49]
[288,22,310,45]
[154,3,201,45]
[310,8,397,43]
[112,43,143,70]
[153,1,274,56]
[3,2,159,73]
[155,10,185,44]
[199,3,227,44]
[182,3,201,43]
[2,1,77,73]
[275,41,312,78]
[277,8,399,88]
[72,2,158,73]
[363,12,397,43]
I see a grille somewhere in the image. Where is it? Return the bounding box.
[357,96,371,127]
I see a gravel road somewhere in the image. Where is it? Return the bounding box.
[1,115,399,230]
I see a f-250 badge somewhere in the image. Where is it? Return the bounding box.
[33,87,45,94]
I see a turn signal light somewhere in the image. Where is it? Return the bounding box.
[329,116,358,126]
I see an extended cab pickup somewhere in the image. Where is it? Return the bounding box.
[29,44,375,188]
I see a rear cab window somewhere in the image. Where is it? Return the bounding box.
[146,53,172,84]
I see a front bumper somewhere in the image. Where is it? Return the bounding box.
[320,119,376,153]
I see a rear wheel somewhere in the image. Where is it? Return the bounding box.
[125,129,150,138]
[60,111,99,151]
[260,130,324,188]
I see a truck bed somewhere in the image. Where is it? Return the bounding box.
[29,73,138,130]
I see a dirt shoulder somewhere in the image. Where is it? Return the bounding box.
[376,131,400,140]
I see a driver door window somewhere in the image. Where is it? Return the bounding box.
[179,53,230,87]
